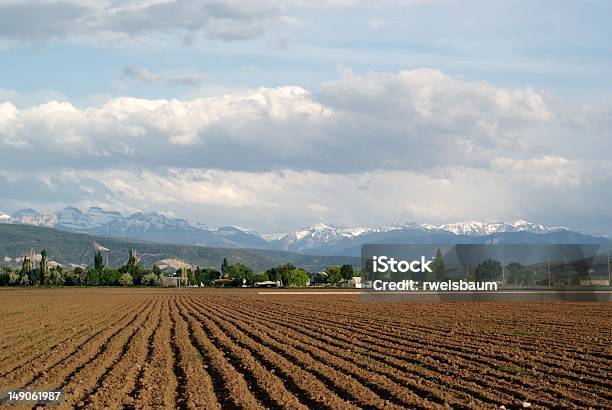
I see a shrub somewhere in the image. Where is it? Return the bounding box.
[119,273,133,286]
[142,273,160,286]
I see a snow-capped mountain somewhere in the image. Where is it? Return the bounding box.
[2,207,605,255]
[4,207,270,249]
[11,209,57,227]
[274,223,400,253]
[273,220,575,253]
[433,220,569,236]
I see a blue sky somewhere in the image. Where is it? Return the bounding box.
[3,1,611,102]
[0,0,611,234]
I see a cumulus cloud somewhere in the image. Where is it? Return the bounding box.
[0,69,564,173]
[119,67,205,87]
[0,68,610,233]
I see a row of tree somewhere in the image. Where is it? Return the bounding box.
[0,251,359,288]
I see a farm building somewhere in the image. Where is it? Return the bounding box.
[309,272,328,286]
[336,276,362,288]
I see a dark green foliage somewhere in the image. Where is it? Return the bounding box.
[86,268,100,286]
[426,248,446,281]
[325,265,343,284]
[101,269,120,286]
[265,263,296,282]
[283,268,310,287]
[0,266,10,286]
[226,263,254,286]
[39,250,48,284]
[475,259,502,281]
[195,267,221,286]
[265,263,309,286]
[506,262,533,286]
[221,257,229,278]
[94,251,104,271]
[340,264,354,280]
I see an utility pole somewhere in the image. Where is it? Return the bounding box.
[608,249,612,286]
[547,256,551,287]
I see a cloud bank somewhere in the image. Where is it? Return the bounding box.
[0,0,439,44]
[0,68,610,233]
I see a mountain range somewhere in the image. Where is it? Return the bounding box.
[0,224,357,272]
[1,207,608,257]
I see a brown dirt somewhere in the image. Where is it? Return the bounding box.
[0,288,610,409]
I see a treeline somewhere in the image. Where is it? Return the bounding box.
[0,250,359,288]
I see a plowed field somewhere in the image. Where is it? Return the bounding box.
[0,288,610,409]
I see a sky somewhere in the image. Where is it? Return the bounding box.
[0,0,611,235]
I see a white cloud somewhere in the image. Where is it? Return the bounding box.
[119,67,205,87]
[0,0,448,44]
[0,69,563,173]
[3,161,610,234]
[0,0,284,43]
[0,68,611,233]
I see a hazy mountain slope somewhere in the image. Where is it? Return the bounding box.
[0,224,357,272]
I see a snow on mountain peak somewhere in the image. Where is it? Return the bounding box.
[0,206,583,254]
[431,220,569,236]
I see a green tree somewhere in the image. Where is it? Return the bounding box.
[8,271,20,286]
[0,267,13,286]
[187,269,197,286]
[196,268,221,287]
[39,250,48,285]
[119,272,133,286]
[102,269,121,286]
[142,272,160,286]
[340,264,355,280]
[227,263,254,286]
[325,265,343,284]
[120,250,145,285]
[94,251,104,271]
[221,258,230,278]
[507,262,534,287]
[265,263,296,282]
[86,268,100,286]
[65,267,86,286]
[250,272,269,283]
[433,248,445,279]
[47,266,64,286]
[475,259,502,282]
[20,256,34,285]
[283,268,310,287]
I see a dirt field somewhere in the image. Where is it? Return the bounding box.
[0,288,610,409]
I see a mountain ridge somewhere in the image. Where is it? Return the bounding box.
[0,224,358,271]
[1,206,607,256]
